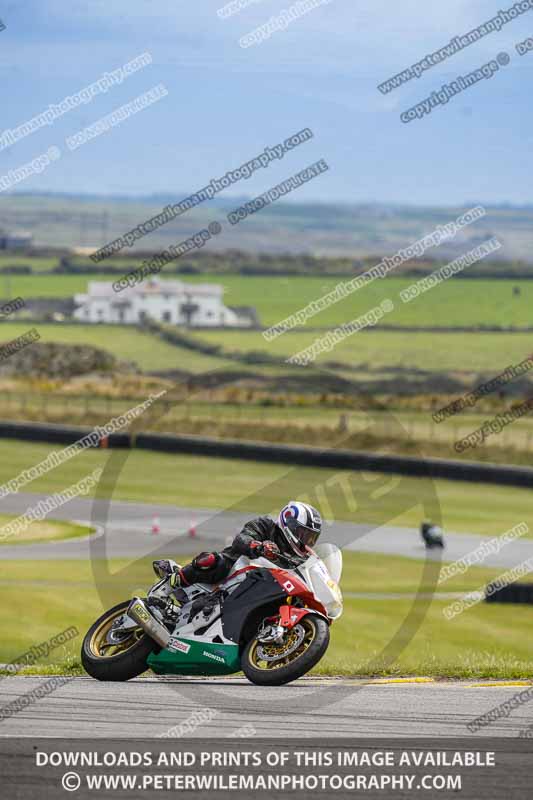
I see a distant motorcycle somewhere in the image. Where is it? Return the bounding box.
[81,543,343,686]
[421,522,445,549]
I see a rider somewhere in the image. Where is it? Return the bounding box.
[153,501,322,589]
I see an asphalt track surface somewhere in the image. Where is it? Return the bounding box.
[0,676,530,738]
[0,493,531,570]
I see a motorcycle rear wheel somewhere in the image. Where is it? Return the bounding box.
[241,615,330,686]
[81,600,155,681]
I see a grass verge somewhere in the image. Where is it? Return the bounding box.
[0,514,93,545]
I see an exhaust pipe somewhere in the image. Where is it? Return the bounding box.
[127,597,170,648]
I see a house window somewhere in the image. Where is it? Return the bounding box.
[162,311,171,322]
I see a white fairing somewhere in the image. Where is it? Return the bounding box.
[300,553,343,620]
[227,544,343,620]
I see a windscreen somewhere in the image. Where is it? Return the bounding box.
[313,542,343,583]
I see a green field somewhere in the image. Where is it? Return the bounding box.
[0,256,57,273]
[1,273,532,328]
[0,274,106,299]
[1,319,531,378]
[191,275,532,329]
[1,554,531,679]
[194,328,533,373]
[0,323,241,373]
[0,438,531,537]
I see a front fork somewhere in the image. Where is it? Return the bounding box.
[258,605,320,644]
[279,605,315,629]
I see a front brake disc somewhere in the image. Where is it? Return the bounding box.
[256,624,305,662]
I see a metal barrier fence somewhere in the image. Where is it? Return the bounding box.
[0,420,531,490]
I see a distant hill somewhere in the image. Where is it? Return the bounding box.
[1,192,532,266]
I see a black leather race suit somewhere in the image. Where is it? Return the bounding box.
[179,516,293,586]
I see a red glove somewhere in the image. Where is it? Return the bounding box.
[250,540,280,561]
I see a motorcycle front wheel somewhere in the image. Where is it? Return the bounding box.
[241,615,330,686]
[81,600,155,681]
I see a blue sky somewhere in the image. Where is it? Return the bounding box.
[0,0,532,205]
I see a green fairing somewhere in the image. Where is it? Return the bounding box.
[147,638,240,676]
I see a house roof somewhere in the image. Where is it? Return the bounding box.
[86,278,223,298]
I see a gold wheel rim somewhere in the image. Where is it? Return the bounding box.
[89,607,144,659]
[248,617,317,671]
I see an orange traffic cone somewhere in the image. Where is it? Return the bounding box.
[151,516,160,535]
[188,518,196,538]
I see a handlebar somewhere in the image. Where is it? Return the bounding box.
[274,551,305,568]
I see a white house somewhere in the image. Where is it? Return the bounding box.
[73,278,252,327]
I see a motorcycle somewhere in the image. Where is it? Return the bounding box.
[81,543,343,686]
[421,522,445,549]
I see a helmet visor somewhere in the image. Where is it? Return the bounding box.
[293,524,320,549]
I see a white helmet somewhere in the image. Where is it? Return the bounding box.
[278,501,322,558]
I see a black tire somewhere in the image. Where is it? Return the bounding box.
[241,615,330,686]
[81,600,155,682]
